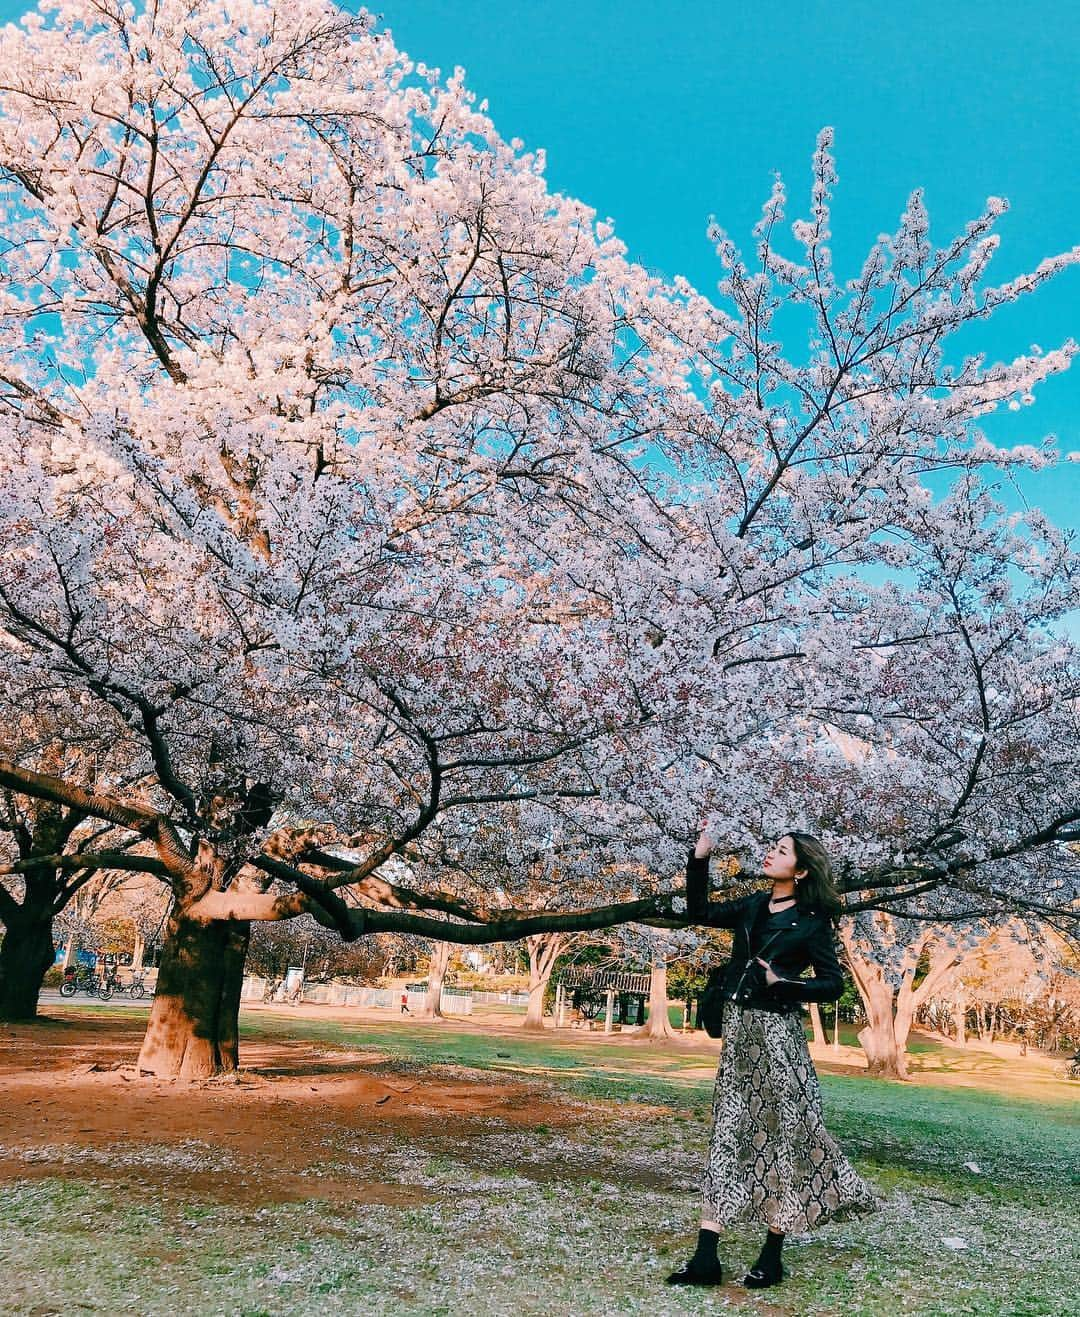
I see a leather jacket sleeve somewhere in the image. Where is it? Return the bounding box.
[766,915,845,1003]
[704,894,754,930]
[686,852,752,929]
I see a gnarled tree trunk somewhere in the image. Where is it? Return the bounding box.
[416,940,451,1020]
[952,989,968,1047]
[523,932,563,1031]
[136,904,250,1080]
[642,955,677,1041]
[857,976,908,1077]
[0,904,55,1021]
[841,927,913,1079]
[0,799,86,1020]
[841,927,965,1081]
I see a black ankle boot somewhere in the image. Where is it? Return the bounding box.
[665,1228,724,1286]
[744,1229,785,1288]
[666,1257,724,1286]
[744,1260,784,1288]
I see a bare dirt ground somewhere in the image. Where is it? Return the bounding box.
[0,1011,581,1211]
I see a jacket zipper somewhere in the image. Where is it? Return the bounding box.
[731,909,798,1004]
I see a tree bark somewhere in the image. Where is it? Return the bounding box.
[523,932,563,1031]
[0,907,55,1021]
[808,1001,826,1045]
[131,928,146,974]
[841,926,964,1081]
[217,921,250,1070]
[642,955,677,1041]
[857,974,908,1078]
[136,904,248,1080]
[892,983,921,1060]
[417,940,451,1020]
[953,991,967,1047]
[841,927,912,1079]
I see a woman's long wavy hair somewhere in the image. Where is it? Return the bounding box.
[785,831,844,920]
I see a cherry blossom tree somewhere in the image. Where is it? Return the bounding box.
[838,920,974,1078]
[915,921,1079,1051]
[415,940,451,1020]
[121,877,172,972]
[1,0,1077,1081]
[521,933,564,1029]
[933,924,1042,1045]
[245,910,392,984]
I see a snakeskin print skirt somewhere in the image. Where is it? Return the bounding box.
[701,1002,878,1233]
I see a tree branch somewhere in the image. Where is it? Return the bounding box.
[354,895,674,944]
[0,760,160,831]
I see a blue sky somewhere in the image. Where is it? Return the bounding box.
[2,0,1077,529]
[369,0,1079,531]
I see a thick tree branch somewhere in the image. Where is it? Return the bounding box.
[0,759,160,831]
[296,848,488,921]
[354,895,673,944]
[0,850,168,879]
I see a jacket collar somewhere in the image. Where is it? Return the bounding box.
[749,889,817,921]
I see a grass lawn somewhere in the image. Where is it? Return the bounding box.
[1,1003,1077,1316]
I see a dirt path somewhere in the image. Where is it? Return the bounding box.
[0,1012,582,1210]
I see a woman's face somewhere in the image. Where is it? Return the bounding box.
[763,834,805,881]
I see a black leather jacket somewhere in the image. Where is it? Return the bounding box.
[689,853,844,1013]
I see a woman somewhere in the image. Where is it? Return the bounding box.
[667,829,877,1289]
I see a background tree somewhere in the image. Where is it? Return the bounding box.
[1024,963,1080,1054]
[246,915,393,985]
[121,879,173,973]
[0,721,160,1015]
[837,919,977,1078]
[416,941,452,1021]
[520,933,563,1030]
[926,923,1079,1051]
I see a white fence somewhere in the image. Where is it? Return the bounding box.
[471,990,530,1008]
[241,976,473,1015]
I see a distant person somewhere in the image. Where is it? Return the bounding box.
[400,989,411,1016]
[666,828,877,1290]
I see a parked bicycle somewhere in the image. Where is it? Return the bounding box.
[59,966,113,1000]
[99,966,151,998]
[124,972,150,999]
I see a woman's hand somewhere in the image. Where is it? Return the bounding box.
[693,827,714,860]
[756,957,781,986]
